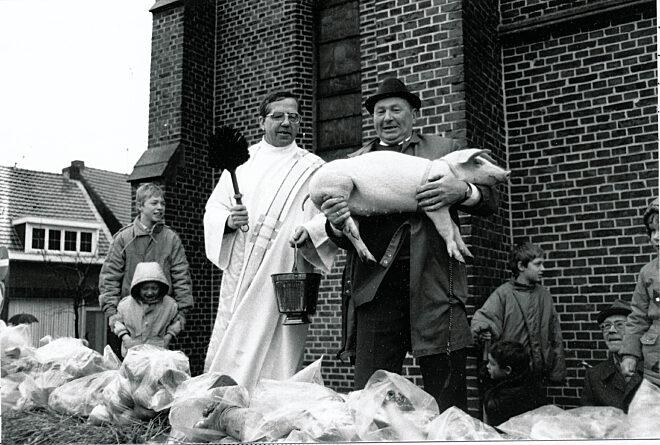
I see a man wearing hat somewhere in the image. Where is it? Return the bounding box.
[581,299,643,412]
[321,77,499,411]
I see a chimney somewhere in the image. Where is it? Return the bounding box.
[63,160,85,179]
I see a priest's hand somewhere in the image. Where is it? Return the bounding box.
[416,175,467,211]
[290,226,310,247]
[227,205,248,230]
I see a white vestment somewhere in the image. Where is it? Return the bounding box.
[203,138,337,387]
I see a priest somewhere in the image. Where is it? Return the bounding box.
[203,91,337,386]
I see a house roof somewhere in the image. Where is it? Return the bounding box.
[77,165,132,227]
[0,165,112,259]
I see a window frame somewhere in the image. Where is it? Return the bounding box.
[25,223,99,256]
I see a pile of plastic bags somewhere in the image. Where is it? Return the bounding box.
[88,344,190,424]
[1,321,120,412]
[4,319,660,441]
[167,358,498,443]
[498,380,660,440]
[1,321,191,425]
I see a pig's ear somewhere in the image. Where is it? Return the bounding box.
[461,148,493,163]
[472,149,496,164]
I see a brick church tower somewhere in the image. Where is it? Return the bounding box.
[131,0,657,413]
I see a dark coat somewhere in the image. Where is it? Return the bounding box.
[483,371,544,427]
[471,280,567,383]
[580,354,643,413]
[331,132,499,361]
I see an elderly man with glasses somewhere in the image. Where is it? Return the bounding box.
[203,91,337,387]
[580,299,643,412]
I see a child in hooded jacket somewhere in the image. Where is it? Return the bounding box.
[112,262,182,357]
[483,341,544,427]
[621,197,660,387]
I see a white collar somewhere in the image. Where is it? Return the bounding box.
[250,137,298,155]
[378,135,412,147]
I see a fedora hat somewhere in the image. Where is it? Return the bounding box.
[364,78,422,114]
[596,299,632,325]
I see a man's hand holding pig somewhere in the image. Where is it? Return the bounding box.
[416,175,472,211]
[226,204,248,231]
[321,196,350,233]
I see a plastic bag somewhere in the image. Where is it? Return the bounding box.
[189,360,352,443]
[88,404,113,425]
[287,356,324,385]
[0,323,36,375]
[250,379,343,414]
[33,337,108,377]
[344,369,438,440]
[120,344,190,411]
[49,369,121,416]
[291,398,359,442]
[1,322,33,354]
[281,430,317,443]
[97,374,159,424]
[101,345,121,370]
[625,378,660,438]
[168,373,250,443]
[1,372,29,411]
[243,376,347,442]
[426,406,501,440]
[499,404,627,440]
[17,368,74,408]
[529,406,626,440]
[1,350,39,377]
[497,404,564,439]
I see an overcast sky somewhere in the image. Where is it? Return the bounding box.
[0,0,153,174]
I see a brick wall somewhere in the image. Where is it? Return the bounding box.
[500,0,614,26]
[462,0,510,414]
[147,2,185,149]
[146,0,217,375]
[502,2,658,406]
[144,0,659,411]
[214,0,315,148]
[360,0,467,143]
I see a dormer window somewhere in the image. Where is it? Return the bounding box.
[31,227,96,254]
[32,228,46,249]
[48,230,61,250]
[13,217,101,257]
[80,232,93,252]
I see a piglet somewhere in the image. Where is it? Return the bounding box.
[308,149,510,263]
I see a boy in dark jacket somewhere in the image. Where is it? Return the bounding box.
[483,341,544,427]
[471,242,566,392]
[99,183,193,342]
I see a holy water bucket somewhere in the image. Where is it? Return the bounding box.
[271,247,321,325]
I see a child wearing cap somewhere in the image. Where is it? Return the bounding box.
[111,262,182,357]
[621,197,660,387]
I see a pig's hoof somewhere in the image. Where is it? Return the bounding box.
[358,250,377,264]
[447,247,466,263]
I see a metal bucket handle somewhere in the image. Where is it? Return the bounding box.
[292,245,300,273]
